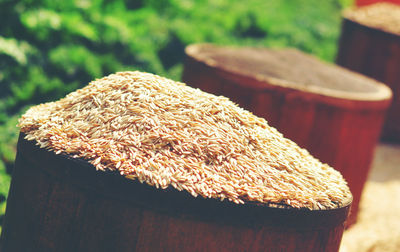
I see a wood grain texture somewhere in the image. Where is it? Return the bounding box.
[0,134,350,252]
[337,18,400,142]
[182,44,392,227]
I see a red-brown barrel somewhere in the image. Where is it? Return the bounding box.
[336,3,400,142]
[182,43,392,226]
[0,134,351,252]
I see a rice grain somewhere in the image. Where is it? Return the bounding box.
[18,71,352,210]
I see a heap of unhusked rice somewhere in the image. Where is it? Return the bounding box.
[344,2,400,36]
[19,71,352,210]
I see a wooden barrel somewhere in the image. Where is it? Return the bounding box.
[0,133,351,252]
[182,43,392,226]
[336,3,400,142]
[355,0,400,6]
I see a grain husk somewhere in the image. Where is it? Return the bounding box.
[18,71,352,210]
[344,2,400,36]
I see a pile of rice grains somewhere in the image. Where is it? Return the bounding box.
[344,2,400,36]
[19,71,352,210]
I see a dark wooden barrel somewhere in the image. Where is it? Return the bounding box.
[182,43,392,227]
[0,133,351,252]
[336,3,400,142]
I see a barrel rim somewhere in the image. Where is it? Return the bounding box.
[17,133,352,229]
[185,43,392,106]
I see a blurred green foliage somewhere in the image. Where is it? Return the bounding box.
[0,0,352,229]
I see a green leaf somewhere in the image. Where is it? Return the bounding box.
[0,37,34,65]
[49,45,103,78]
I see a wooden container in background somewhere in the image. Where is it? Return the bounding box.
[337,3,400,142]
[182,43,392,226]
[0,134,351,252]
[356,0,400,6]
